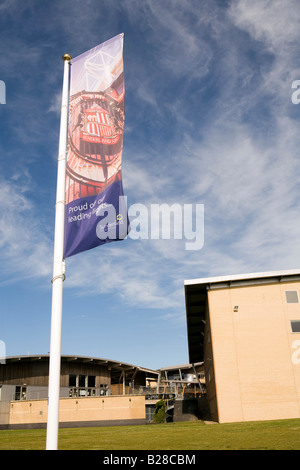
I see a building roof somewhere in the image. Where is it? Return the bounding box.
[1,355,205,378]
[2,354,159,381]
[184,269,300,288]
[184,269,300,364]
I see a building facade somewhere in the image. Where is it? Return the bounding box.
[0,355,205,428]
[0,355,160,428]
[0,355,159,402]
[185,269,300,423]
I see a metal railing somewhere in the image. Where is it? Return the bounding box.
[138,383,204,400]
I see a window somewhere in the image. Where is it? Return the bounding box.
[69,374,77,387]
[88,375,96,388]
[79,375,86,387]
[15,386,27,401]
[68,374,99,397]
[291,321,300,333]
[285,291,299,303]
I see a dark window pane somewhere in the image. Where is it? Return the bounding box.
[291,321,300,332]
[79,375,86,387]
[88,376,96,387]
[69,374,76,387]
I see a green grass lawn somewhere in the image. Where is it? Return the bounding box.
[1,419,300,450]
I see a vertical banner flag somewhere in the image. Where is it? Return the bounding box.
[64,34,128,258]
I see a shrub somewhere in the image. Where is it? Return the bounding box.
[153,400,166,423]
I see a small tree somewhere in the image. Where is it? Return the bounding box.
[153,400,166,423]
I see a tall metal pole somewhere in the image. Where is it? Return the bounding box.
[46,53,71,451]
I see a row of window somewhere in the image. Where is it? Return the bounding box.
[68,385,108,398]
[12,376,109,401]
[69,374,97,388]
[285,291,299,332]
[68,374,109,397]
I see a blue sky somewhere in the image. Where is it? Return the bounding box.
[1,0,300,370]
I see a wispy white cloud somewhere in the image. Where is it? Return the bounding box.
[229,0,300,50]
[65,240,184,310]
[229,0,300,105]
[48,92,62,115]
[0,177,52,285]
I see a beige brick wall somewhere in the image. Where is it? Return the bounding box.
[207,281,300,423]
[8,395,145,425]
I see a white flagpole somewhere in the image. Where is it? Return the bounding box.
[46,53,71,451]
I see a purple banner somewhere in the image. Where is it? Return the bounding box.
[64,34,128,258]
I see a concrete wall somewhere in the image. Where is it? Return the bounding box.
[7,395,146,429]
[0,384,15,402]
[206,280,300,423]
[0,401,10,426]
[203,301,218,422]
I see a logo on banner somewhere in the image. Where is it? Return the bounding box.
[81,107,120,145]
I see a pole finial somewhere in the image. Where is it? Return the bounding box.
[62,53,71,61]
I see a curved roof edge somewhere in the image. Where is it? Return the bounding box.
[1,354,159,375]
